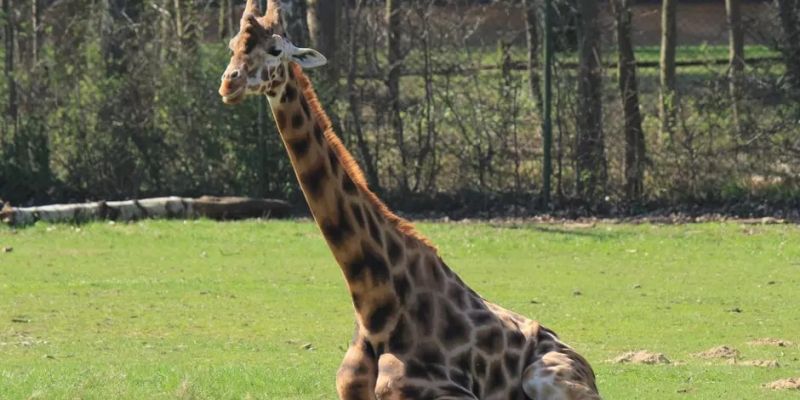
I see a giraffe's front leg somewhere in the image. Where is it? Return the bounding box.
[520,344,601,400]
[516,322,601,400]
[521,353,601,400]
[337,336,379,400]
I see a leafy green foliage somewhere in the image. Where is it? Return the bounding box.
[0,3,297,204]
[1,2,798,212]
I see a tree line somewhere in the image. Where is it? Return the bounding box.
[1,0,799,216]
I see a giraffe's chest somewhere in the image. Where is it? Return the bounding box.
[371,328,532,400]
[371,351,530,400]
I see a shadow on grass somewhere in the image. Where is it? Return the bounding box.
[497,224,634,240]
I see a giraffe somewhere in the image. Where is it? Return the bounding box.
[218,2,601,399]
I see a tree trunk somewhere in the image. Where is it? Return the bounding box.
[540,0,555,207]
[776,0,800,100]
[307,0,339,80]
[3,0,17,126]
[175,0,199,56]
[218,0,227,39]
[416,5,437,193]
[173,0,183,44]
[157,0,171,63]
[386,0,408,193]
[228,0,235,39]
[659,0,677,141]
[575,0,606,203]
[105,0,144,76]
[523,0,542,112]
[612,0,646,202]
[346,1,380,190]
[31,0,41,66]
[279,0,309,46]
[726,0,744,135]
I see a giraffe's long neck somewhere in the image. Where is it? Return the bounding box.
[266,63,438,339]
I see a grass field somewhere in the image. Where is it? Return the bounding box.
[1,220,799,399]
[475,44,780,66]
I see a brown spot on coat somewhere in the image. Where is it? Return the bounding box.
[410,292,435,335]
[366,300,396,333]
[299,161,327,199]
[346,241,390,283]
[286,134,310,158]
[300,95,311,118]
[320,198,355,247]
[313,123,324,144]
[392,273,410,304]
[281,84,297,103]
[388,315,413,354]
[350,202,365,228]
[476,327,504,353]
[328,148,340,176]
[276,110,287,130]
[342,173,358,195]
[386,235,402,265]
[439,301,470,346]
[291,112,305,129]
[486,361,506,394]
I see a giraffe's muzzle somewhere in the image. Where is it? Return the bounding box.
[219,65,247,104]
[219,80,246,105]
[220,86,246,105]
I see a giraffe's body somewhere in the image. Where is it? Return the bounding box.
[218,2,601,398]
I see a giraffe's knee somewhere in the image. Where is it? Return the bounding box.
[522,356,602,400]
[522,362,567,399]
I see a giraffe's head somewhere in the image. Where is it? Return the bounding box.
[219,0,326,105]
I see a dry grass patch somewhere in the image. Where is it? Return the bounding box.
[764,378,800,390]
[611,351,670,365]
[747,338,793,347]
[729,359,780,368]
[694,345,740,359]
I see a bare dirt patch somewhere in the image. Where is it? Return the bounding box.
[730,359,780,368]
[694,345,740,359]
[748,338,793,347]
[612,351,671,365]
[0,331,48,347]
[764,378,800,390]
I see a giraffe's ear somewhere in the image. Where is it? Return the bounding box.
[289,47,327,69]
[244,0,262,16]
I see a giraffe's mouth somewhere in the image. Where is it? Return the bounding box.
[221,87,246,105]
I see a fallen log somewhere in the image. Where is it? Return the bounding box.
[192,196,292,220]
[0,196,292,226]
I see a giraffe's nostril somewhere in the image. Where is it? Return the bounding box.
[230,70,240,79]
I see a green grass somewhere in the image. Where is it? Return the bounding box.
[470,44,780,66]
[633,44,779,64]
[1,220,799,399]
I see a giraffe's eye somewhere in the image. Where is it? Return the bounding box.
[267,47,282,57]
